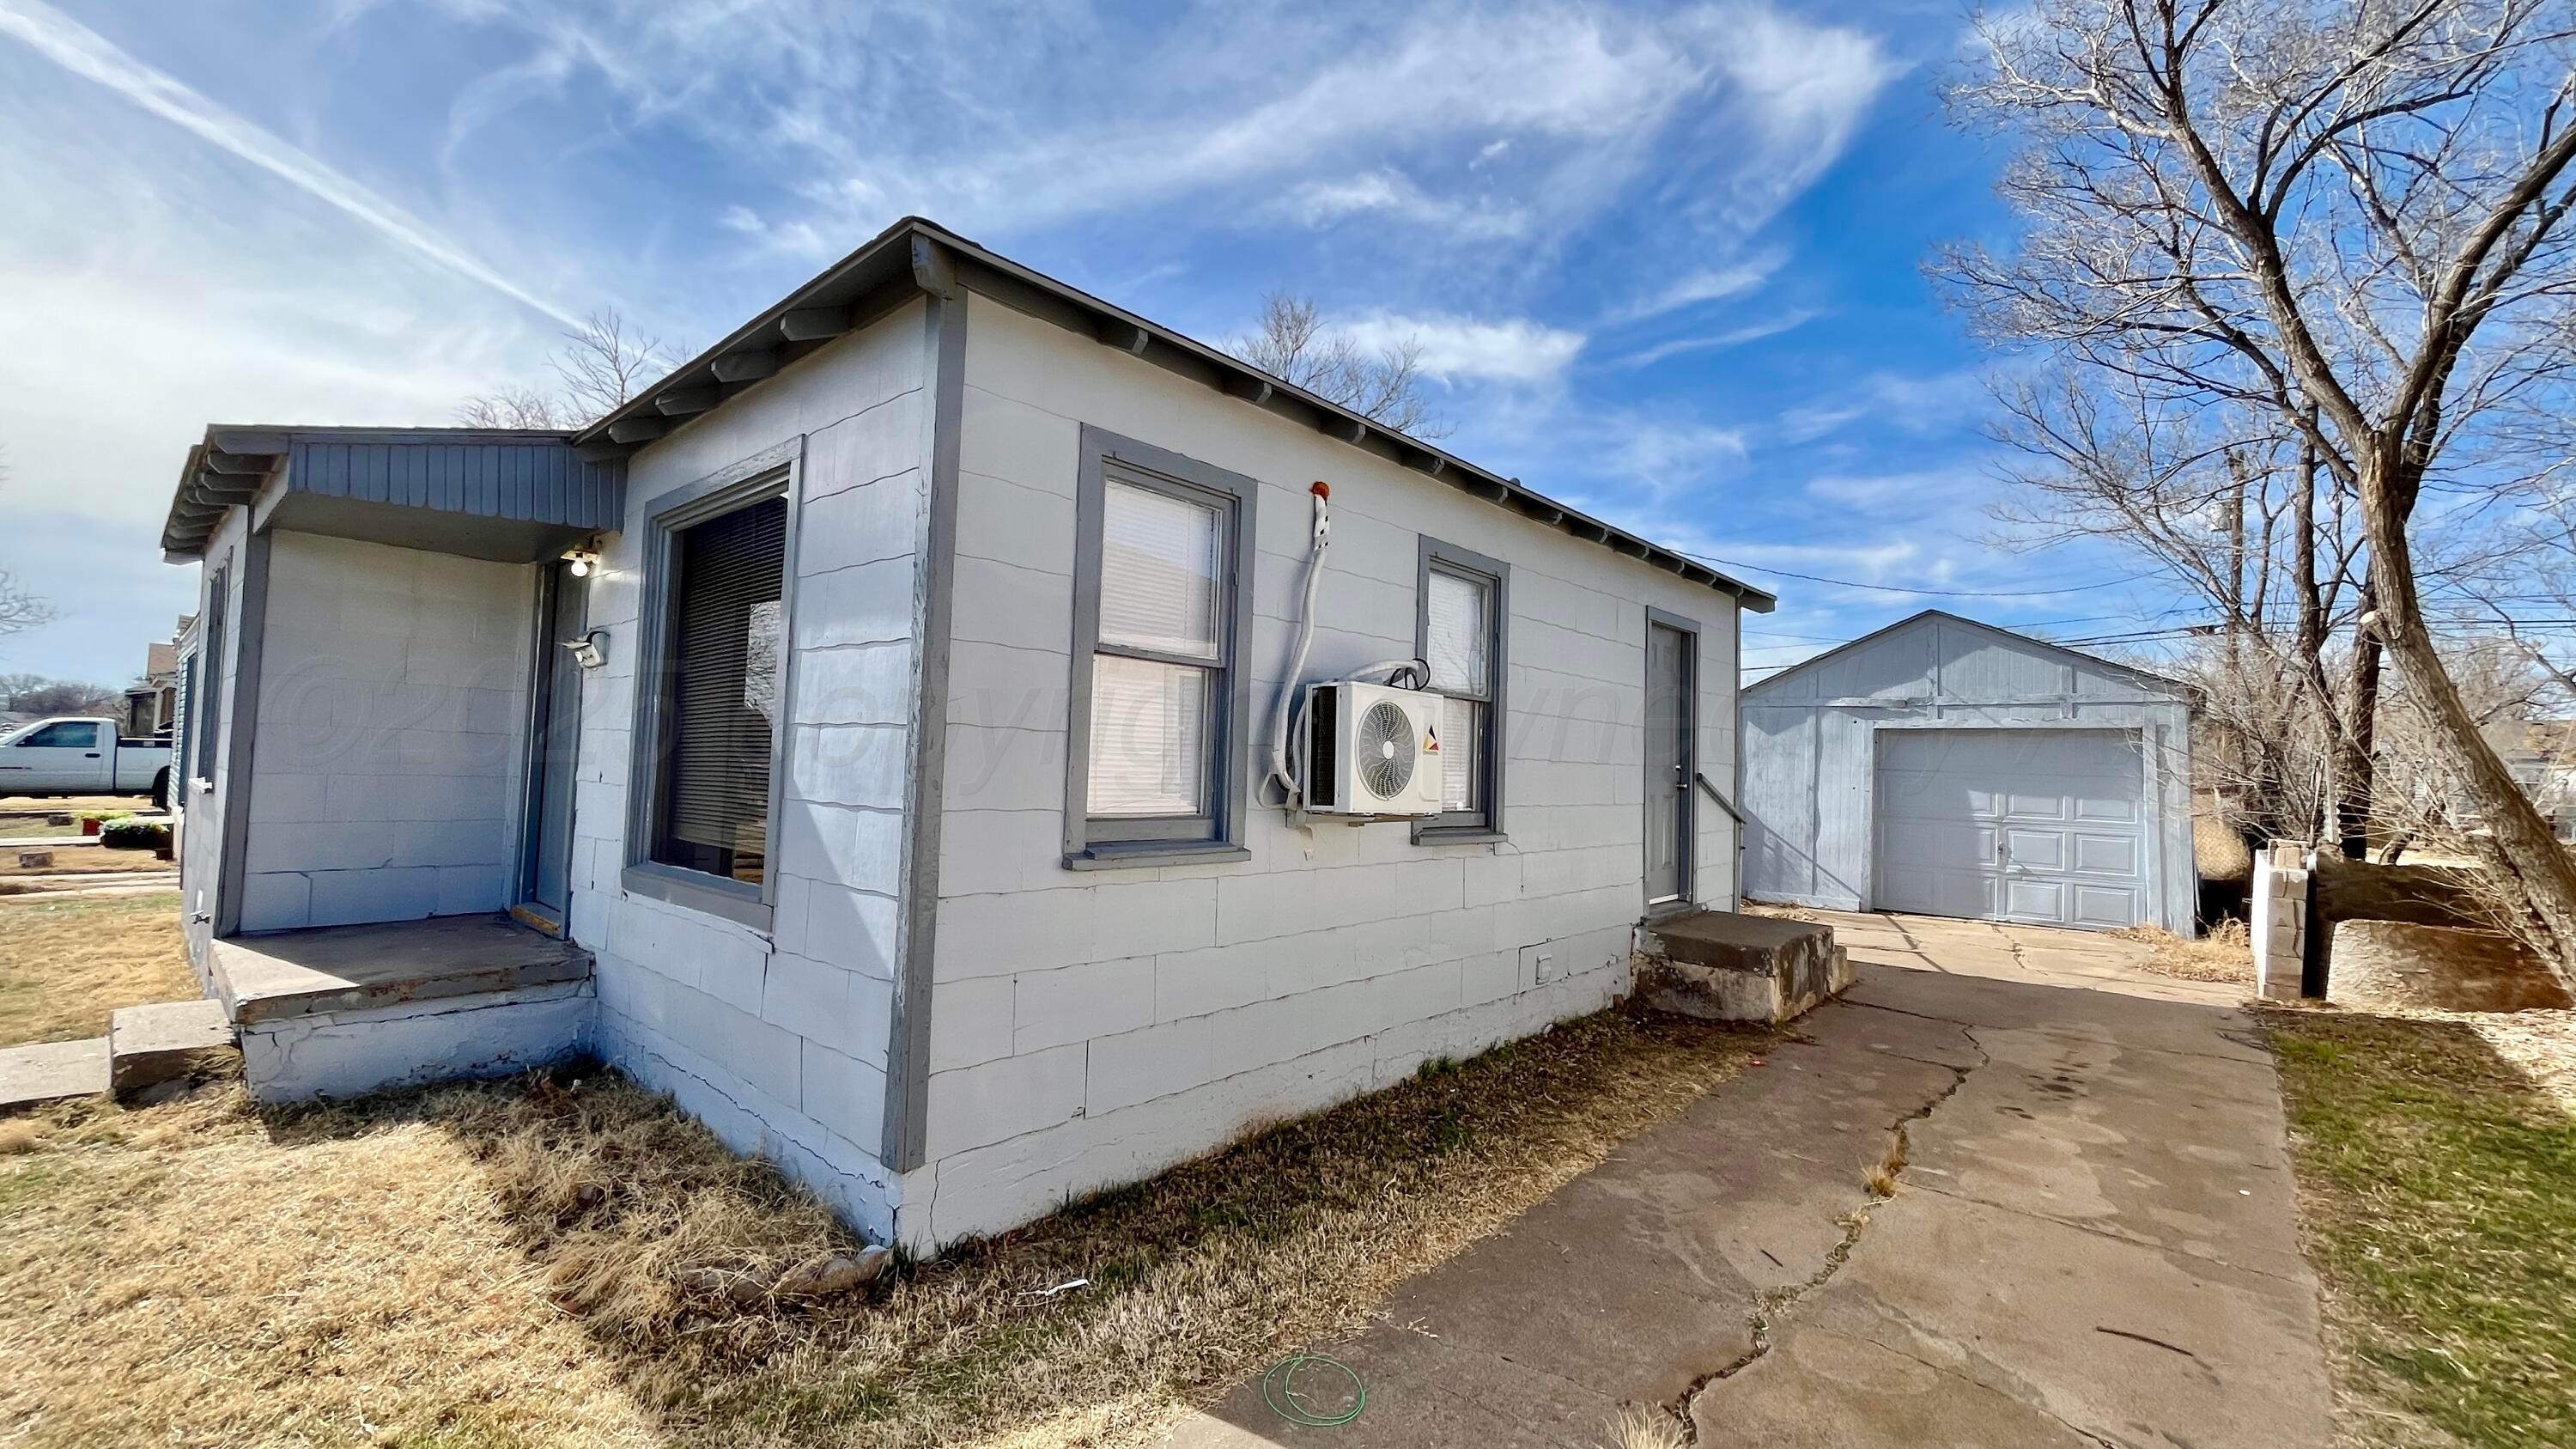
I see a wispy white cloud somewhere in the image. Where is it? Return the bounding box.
[1339,312,1586,387]
[1280,169,1530,240]
[717,204,834,261]
[0,0,576,326]
[1611,249,1789,323]
[1775,370,1986,444]
[1614,310,1815,368]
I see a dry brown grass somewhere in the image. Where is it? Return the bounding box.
[0,843,176,880]
[1604,1403,1691,1449]
[0,891,194,1043]
[0,1005,1769,1448]
[2116,917,2255,985]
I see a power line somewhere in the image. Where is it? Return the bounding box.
[1686,551,2160,599]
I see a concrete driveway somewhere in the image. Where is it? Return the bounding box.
[1162,910,2335,1448]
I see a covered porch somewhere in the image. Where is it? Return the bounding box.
[162,425,624,1099]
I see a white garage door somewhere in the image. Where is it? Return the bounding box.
[1873,728,2149,930]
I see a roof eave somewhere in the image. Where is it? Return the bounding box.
[573,217,1777,612]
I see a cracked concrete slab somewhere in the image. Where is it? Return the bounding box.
[1161,914,2331,1449]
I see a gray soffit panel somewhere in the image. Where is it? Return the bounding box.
[568,217,1775,612]
[161,426,624,560]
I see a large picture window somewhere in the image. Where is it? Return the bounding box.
[1416,538,1507,840]
[627,457,797,926]
[1064,427,1256,868]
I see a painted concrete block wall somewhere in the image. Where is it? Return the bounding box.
[905,294,1745,1245]
[178,508,251,975]
[237,533,533,932]
[570,298,932,1243]
[1740,612,2196,928]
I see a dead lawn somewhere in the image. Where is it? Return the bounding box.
[0,843,177,882]
[2117,918,2257,985]
[0,1006,1769,1448]
[0,891,194,1043]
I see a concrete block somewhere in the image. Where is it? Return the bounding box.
[1014,955,1155,1053]
[798,478,922,577]
[788,723,908,811]
[923,1042,1086,1155]
[1636,910,1851,1024]
[936,886,1097,978]
[794,556,917,650]
[108,998,234,1097]
[0,1038,107,1111]
[793,641,914,727]
[1084,1015,1216,1114]
[927,973,1016,1071]
[800,881,902,980]
[1153,941,1271,1020]
[799,1038,890,1149]
[775,799,905,898]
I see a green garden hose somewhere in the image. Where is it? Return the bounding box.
[1261,1351,1365,1427]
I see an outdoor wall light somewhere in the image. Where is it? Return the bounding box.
[561,545,603,578]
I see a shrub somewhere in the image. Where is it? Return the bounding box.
[99,819,170,852]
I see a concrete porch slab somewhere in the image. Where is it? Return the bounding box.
[0,1038,108,1111]
[211,911,592,1026]
[108,998,236,1097]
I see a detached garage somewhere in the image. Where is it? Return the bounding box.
[1739,610,2196,933]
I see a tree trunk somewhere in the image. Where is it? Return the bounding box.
[2337,606,2382,861]
[2359,455,2576,991]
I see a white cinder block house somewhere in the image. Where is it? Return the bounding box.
[160,218,1775,1249]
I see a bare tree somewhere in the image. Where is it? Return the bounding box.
[0,676,123,716]
[1230,293,1451,439]
[457,310,677,430]
[1941,0,2576,985]
[0,449,52,647]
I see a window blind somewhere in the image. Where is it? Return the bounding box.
[655,495,787,883]
[195,568,228,779]
[1087,477,1224,819]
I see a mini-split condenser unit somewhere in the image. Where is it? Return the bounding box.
[1303,679,1447,817]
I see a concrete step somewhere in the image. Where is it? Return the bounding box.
[0,1038,109,1111]
[1636,909,1854,1025]
[108,999,236,1099]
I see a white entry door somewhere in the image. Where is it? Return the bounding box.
[1872,728,2150,930]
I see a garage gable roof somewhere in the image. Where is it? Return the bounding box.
[570,216,1774,612]
[1744,609,2186,699]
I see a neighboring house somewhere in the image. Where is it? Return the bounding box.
[157,216,1775,1250]
[124,624,189,737]
[1739,610,2197,933]
[2470,719,2576,843]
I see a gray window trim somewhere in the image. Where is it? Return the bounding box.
[1643,605,1701,917]
[1413,535,1510,844]
[621,439,805,932]
[1062,424,1259,870]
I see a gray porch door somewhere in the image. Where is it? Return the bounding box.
[520,562,587,922]
[1643,618,1694,906]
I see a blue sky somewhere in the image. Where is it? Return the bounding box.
[0,0,2179,687]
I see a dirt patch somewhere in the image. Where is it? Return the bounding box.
[0,1005,1769,1447]
[2330,920,2573,1014]
[0,845,175,881]
[0,891,194,1044]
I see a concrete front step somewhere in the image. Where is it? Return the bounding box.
[0,1038,109,1111]
[1636,909,1854,1025]
[109,999,237,1098]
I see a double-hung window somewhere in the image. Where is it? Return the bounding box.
[627,458,796,927]
[1417,538,1507,840]
[1064,426,1256,868]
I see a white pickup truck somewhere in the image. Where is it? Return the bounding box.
[0,716,173,806]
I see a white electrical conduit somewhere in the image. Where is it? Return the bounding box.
[1263,483,1430,819]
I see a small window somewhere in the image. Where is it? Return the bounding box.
[1065,427,1256,868]
[1417,539,1507,839]
[651,496,787,885]
[627,460,797,925]
[16,721,101,750]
